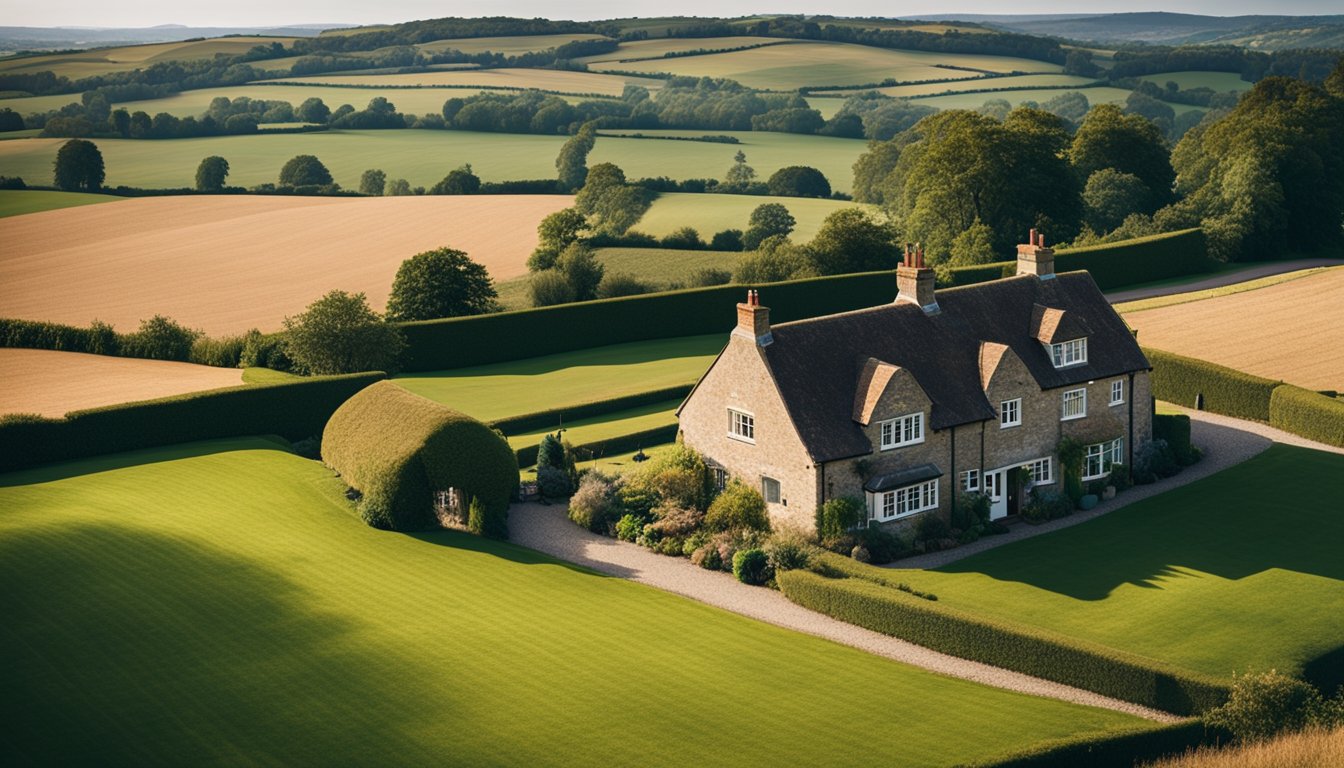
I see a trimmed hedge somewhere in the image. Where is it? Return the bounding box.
[514,423,679,468]
[776,570,1229,715]
[968,720,1225,768]
[1153,413,1197,464]
[1145,347,1280,421]
[322,381,518,535]
[1053,229,1210,290]
[0,372,385,472]
[490,385,693,435]
[944,261,1012,287]
[1270,385,1344,448]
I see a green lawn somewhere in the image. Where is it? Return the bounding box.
[505,397,680,451]
[0,189,124,218]
[636,192,860,240]
[0,129,869,191]
[0,439,1144,765]
[393,335,721,422]
[888,445,1344,683]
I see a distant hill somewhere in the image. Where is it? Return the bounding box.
[902,12,1344,50]
[0,25,341,54]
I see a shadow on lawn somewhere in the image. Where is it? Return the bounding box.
[937,445,1344,600]
[403,526,640,580]
[0,523,447,765]
[395,334,722,380]
[0,435,294,488]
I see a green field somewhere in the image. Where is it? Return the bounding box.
[505,398,680,452]
[0,438,1143,765]
[415,33,611,56]
[0,129,869,191]
[276,67,663,96]
[0,36,300,79]
[575,36,786,64]
[494,247,746,311]
[888,445,1344,681]
[0,189,123,218]
[1139,71,1253,92]
[393,335,722,422]
[590,40,1061,90]
[637,192,860,240]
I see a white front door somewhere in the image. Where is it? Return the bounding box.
[986,470,1007,520]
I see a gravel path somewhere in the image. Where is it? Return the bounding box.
[510,502,1180,722]
[1104,259,1339,304]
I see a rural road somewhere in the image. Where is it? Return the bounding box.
[1105,258,1340,304]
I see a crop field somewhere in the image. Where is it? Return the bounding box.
[0,194,570,335]
[1122,267,1344,390]
[0,189,122,218]
[848,73,1100,98]
[415,33,611,55]
[274,68,665,96]
[636,192,860,241]
[0,348,244,418]
[0,37,300,79]
[0,439,1143,765]
[1139,71,1253,92]
[887,445,1344,682]
[393,335,722,422]
[574,36,791,64]
[589,41,1063,90]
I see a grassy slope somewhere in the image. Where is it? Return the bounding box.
[0,189,122,218]
[636,192,859,240]
[504,398,681,451]
[889,445,1344,680]
[0,439,1142,765]
[0,130,868,191]
[393,335,722,422]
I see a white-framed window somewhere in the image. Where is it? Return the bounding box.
[711,468,728,491]
[874,479,939,521]
[1084,438,1124,480]
[960,469,980,492]
[762,476,781,504]
[1000,398,1021,428]
[1050,338,1088,368]
[879,412,924,450]
[728,408,755,443]
[1061,388,1087,421]
[1110,379,1124,406]
[1024,457,1053,486]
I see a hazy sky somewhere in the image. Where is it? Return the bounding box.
[7,1,1343,28]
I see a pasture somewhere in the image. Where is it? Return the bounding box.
[0,36,300,79]
[0,129,869,192]
[635,192,860,240]
[415,33,611,55]
[589,41,1063,90]
[0,189,121,218]
[393,335,722,422]
[1122,267,1344,391]
[0,438,1143,766]
[274,68,664,96]
[574,36,788,64]
[0,349,243,417]
[1139,71,1253,92]
[888,445,1344,683]
[848,73,1101,98]
[0,194,570,335]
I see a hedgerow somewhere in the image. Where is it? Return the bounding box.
[513,424,679,468]
[1269,385,1344,448]
[490,385,693,435]
[776,569,1229,715]
[1052,229,1210,290]
[1153,413,1198,465]
[0,372,384,472]
[322,381,518,535]
[965,720,1225,768]
[1145,347,1279,421]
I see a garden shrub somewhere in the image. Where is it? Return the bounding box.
[951,493,990,532]
[567,471,619,532]
[1133,439,1179,484]
[690,543,722,570]
[1269,385,1344,448]
[777,570,1229,715]
[536,466,571,499]
[536,433,565,471]
[1153,413,1199,465]
[1106,463,1132,492]
[816,496,863,543]
[1021,489,1073,523]
[733,548,772,586]
[914,513,951,544]
[322,381,518,535]
[704,480,770,533]
[467,495,508,539]
[1204,670,1331,743]
[615,513,645,542]
[1145,347,1278,421]
[764,526,816,572]
[646,505,704,540]
[855,526,906,564]
[0,372,384,471]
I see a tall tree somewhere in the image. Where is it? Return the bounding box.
[385,248,498,321]
[358,169,386,196]
[528,207,588,271]
[724,150,757,189]
[279,154,333,187]
[555,123,596,192]
[743,203,796,250]
[282,291,404,375]
[52,139,104,191]
[806,208,901,275]
[1069,104,1175,211]
[194,156,230,192]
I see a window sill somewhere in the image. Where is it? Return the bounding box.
[1060,414,1086,422]
[881,439,925,451]
[1000,422,1021,430]
[874,507,936,523]
[1109,401,1124,407]
[726,433,756,445]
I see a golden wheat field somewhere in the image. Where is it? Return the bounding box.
[1143,726,1344,768]
[0,195,572,335]
[1124,268,1344,390]
[0,349,243,417]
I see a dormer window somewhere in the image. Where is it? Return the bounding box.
[879,412,924,450]
[1050,338,1087,368]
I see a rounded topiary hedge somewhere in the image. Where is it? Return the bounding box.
[322,381,519,536]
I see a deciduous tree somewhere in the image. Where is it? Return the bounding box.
[52,138,104,191]
[283,291,404,375]
[194,155,230,192]
[385,247,498,321]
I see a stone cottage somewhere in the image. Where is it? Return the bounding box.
[676,232,1152,532]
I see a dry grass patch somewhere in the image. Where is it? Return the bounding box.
[1124,267,1344,391]
[1144,726,1344,768]
[0,349,243,417]
[0,194,571,335]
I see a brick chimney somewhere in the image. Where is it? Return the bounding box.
[1016,228,1055,279]
[733,289,772,346]
[896,243,939,314]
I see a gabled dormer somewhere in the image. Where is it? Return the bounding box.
[1030,304,1092,369]
[852,357,932,452]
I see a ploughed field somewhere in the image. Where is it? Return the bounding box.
[0,438,1144,765]
[885,445,1344,684]
[0,194,571,335]
[0,349,244,418]
[1121,267,1344,391]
